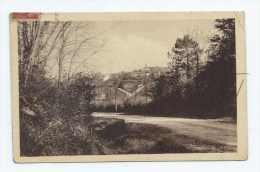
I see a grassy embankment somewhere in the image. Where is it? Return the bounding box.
[87,117,236,154]
[20,111,235,157]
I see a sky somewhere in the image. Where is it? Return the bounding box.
[45,19,217,77]
[89,19,216,75]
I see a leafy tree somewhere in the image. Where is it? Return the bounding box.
[60,73,94,118]
[208,19,235,61]
[194,18,236,118]
[148,19,236,119]
[169,34,203,82]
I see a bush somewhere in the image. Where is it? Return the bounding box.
[20,72,96,156]
[92,118,125,139]
[56,73,94,118]
[20,111,94,156]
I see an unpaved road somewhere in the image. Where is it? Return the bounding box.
[93,112,237,147]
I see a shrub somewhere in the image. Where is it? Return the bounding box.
[20,72,96,156]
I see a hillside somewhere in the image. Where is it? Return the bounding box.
[92,66,170,110]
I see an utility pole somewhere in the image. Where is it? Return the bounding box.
[93,81,96,107]
[94,78,99,107]
[109,73,111,104]
[114,74,118,112]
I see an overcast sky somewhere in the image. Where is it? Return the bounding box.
[88,19,216,75]
[45,19,217,77]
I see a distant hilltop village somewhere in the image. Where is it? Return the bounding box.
[92,66,170,111]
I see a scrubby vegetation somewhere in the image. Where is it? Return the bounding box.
[20,72,95,156]
[90,118,235,154]
[88,118,191,154]
[18,21,99,156]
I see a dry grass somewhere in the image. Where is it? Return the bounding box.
[92,118,236,154]
[20,113,235,157]
[92,119,192,154]
[20,109,94,156]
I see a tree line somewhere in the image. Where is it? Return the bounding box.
[124,19,237,119]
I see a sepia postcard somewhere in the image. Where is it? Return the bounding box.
[10,12,247,162]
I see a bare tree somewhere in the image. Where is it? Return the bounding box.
[18,21,106,88]
[18,21,71,87]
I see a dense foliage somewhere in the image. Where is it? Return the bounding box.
[18,21,96,156]
[123,19,236,119]
[19,71,95,156]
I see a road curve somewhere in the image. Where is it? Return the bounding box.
[92,112,237,146]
